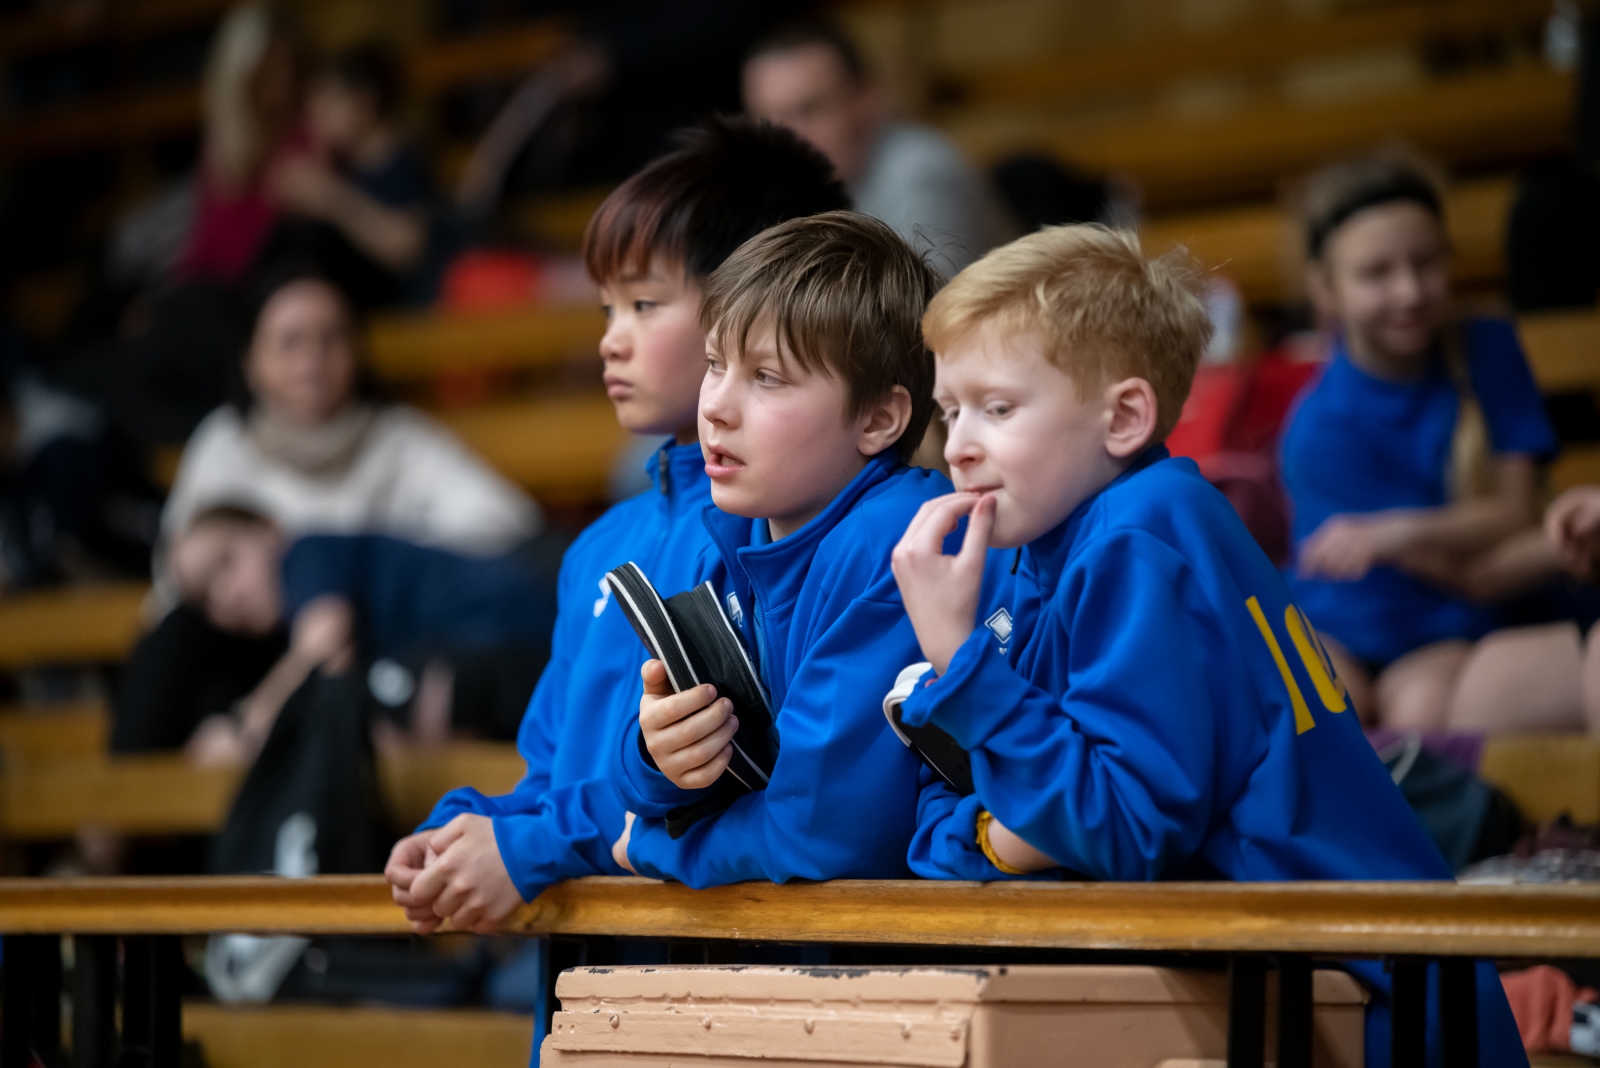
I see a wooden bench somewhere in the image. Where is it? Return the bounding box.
[946,0,1551,111]
[436,392,629,505]
[0,742,524,840]
[953,66,1572,209]
[1142,175,1512,306]
[182,1004,533,1068]
[0,701,108,759]
[0,581,147,669]
[366,304,603,381]
[2,875,1597,1068]
[1517,309,1600,493]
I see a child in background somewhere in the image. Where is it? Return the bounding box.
[610,211,993,886]
[268,43,434,307]
[891,225,1524,1066]
[170,505,555,764]
[385,118,848,935]
[1280,152,1562,732]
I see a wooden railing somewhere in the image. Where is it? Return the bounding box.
[5,874,1594,958]
[2,876,1597,1068]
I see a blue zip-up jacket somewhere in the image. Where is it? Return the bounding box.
[417,441,716,902]
[616,454,962,887]
[902,447,1523,1068]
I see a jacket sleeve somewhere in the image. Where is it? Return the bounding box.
[414,536,632,899]
[899,532,1223,882]
[625,595,924,887]
[613,716,707,817]
[906,768,1010,881]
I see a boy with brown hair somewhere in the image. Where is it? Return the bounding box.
[609,210,1012,885]
[889,224,1523,1066]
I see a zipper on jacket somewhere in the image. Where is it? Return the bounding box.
[750,591,777,715]
[657,445,672,496]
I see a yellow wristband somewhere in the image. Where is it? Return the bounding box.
[975,809,1029,876]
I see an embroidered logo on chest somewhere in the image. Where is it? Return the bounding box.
[985,607,1014,645]
[593,577,612,618]
[726,592,744,626]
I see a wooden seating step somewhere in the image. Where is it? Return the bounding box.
[366,304,603,381]
[437,392,629,505]
[183,1003,532,1068]
[0,581,147,669]
[1515,308,1600,493]
[0,742,524,840]
[0,701,107,760]
[1480,735,1600,826]
[947,0,1550,111]
[953,66,1572,209]
[1142,175,1511,306]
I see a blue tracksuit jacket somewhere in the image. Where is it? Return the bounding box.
[617,454,963,886]
[902,447,1524,1068]
[417,441,715,901]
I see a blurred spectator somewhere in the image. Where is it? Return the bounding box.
[264,43,436,308]
[454,0,806,214]
[1280,151,1572,733]
[179,3,311,285]
[171,509,556,769]
[111,275,538,758]
[742,18,1015,276]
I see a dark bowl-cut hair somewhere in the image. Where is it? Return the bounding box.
[701,210,942,464]
[582,115,850,286]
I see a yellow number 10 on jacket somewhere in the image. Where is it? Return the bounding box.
[1245,597,1348,734]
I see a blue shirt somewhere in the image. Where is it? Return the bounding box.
[281,534,550,660]
[1280,319,1557,664]
[417,441,716,901]
[615,455,965,887]
[902,448,1524,1068]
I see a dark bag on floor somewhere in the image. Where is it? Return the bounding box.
[1379,734,1522,873]
[209,669,390,877]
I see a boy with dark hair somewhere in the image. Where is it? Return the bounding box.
[609,210,1005,886]
[890,224,1523,1067]
[386,117,847,933]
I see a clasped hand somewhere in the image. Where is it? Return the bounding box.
[890,492,994,676]
[384,814,522,935]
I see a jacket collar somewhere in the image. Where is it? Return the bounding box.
[645,438,710,504]
[703,451,904,609]
[1024,444,1169,595]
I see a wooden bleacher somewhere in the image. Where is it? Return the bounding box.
[1142,174,1512,306]
[0,742,523,840]
[183,1004,534,1068]
[0,581,146,669]
[943,0,1551,112]
[366,304,603,380]
[953,66,1572,209]
[1518,309,1600,492]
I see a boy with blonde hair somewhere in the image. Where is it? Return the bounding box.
[890,225,1523,1067]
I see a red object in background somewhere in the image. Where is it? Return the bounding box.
[439,249,547,312]
[1167,346,1325,564]
[1502,965,1598,1053]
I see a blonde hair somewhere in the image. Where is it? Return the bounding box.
[922,224,1212,440]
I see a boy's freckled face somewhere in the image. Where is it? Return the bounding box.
[699,323,869,539]
[937,325,1117,549]
[171,525,284,636]
[598,261,707,439]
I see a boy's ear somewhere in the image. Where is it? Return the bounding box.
[1103,377,1159,459]
[856,384,913,458]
